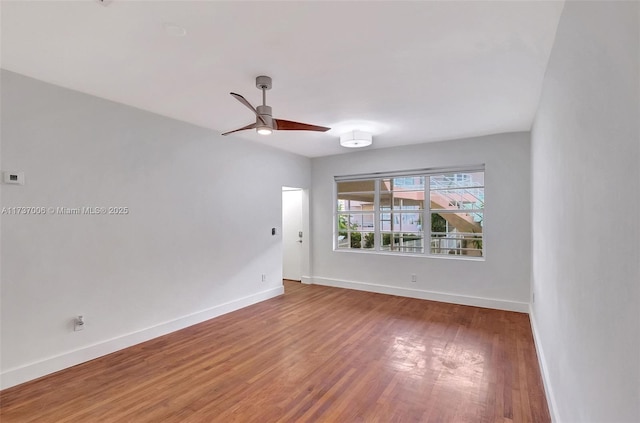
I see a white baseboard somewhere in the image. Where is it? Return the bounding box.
[310,277,529,313]
[300,275,313,285]
[529,305,560,423]
[0,286,284,390]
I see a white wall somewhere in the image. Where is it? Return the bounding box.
[310,133,531,312]
[531,2,639,422]
[0,71,310,388]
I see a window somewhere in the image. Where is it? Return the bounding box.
[337,180,375,250]
[335,167,484,258]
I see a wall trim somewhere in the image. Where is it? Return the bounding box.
[529,305,561,423]
[310,277,529,313]
[301,275,313,285]
[0,286,284,390]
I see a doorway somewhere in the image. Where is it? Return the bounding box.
[282,187,308,282]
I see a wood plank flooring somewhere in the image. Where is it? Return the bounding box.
[0,281,550,422]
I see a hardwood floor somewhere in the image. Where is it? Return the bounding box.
[0,281,550,422]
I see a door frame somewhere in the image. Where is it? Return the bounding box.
[282,186,311,284]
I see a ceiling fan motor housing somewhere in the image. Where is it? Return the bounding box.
[257,105,274,128]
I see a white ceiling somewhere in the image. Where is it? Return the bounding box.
[1,1,564,158]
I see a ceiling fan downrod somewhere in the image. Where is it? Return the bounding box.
[256,75,272,107]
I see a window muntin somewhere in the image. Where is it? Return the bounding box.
[335,169,484,258]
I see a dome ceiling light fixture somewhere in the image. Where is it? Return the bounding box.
[340,130,373,148]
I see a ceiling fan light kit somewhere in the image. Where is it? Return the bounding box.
[222,76,330,136]
[340,130,373,148]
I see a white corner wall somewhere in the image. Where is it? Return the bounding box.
[310,133,531,312]
[531,2,639,422]
[0,71,310,389]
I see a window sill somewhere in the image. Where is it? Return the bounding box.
[333,248,485,261]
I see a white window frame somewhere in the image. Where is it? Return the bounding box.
[334,165,485,259]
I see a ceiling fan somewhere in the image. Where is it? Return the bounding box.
[222,75,330,136]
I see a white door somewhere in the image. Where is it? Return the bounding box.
[282,188,303,281]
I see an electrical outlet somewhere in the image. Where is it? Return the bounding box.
[261,274,266,282]
[411,274,417,283]
[74,315,85,331]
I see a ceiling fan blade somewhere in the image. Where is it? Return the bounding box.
[221,122,258,136]
[273,119,330,132]
[230,93,267,125]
